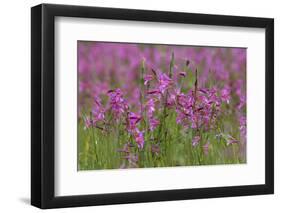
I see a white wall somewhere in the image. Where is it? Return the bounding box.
[0,0,279,212]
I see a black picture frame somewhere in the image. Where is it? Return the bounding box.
[31,3,274,209]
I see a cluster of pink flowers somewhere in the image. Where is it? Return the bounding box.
[175,88,223,130]
[107,89,128,119]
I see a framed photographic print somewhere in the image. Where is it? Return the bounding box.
[31,3,274,209]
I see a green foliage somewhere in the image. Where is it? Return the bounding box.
[78,109,245,170]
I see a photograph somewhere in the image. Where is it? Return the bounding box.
[78,41,247,170]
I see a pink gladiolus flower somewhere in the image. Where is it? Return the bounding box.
[238,95,246,110]
[166,88,180,107]
[221,86,231,104]
[134,129,145,149]
[107,88,128,118]
[128,112,141,122]
[146,98,155,117]
[91,97,105,123]
[84,116,94,129]
[127,112,141,132]
[91,108,105,123]
[149,118,160,131]
[192,136,200,147]
[157,72,172,94]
